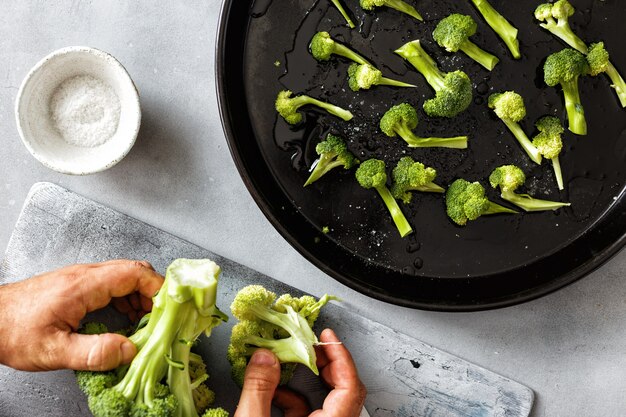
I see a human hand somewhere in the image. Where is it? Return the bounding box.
[0,260,163,372]
[234,328,367,417]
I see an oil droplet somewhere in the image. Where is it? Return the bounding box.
[413,258,424,269]
[406,242,421,253]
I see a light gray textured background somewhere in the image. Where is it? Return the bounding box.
[0,2,625,416]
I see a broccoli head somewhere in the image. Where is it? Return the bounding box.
[544,48,589,135]
[275,90,353,125]
[391,156,444,204]
[445,178,517,226]
[432,14,499,70]
[533,116,566,191]
[380,103,468,148]
[586,42,609,76]
[356,159,413,237]
[309,31,369,65]
[469,0,520,59]
[489,165,570,211]
[347,63,415,91]
[359,0,422,21]
[202,408,230,417]
[304,134,358,186]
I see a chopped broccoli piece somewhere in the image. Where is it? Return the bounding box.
[488,92,542,164]
[534,0,626,107]
[532,116,566,190]
[489,165,571,212]
[380,103,468,148]
[391,156,444,204]
[432,14,499,70]
[359,0,422,21]
[304,134,359,186]
[227,286,336,387]
[347,63,415,91]
[202,408,229,417]
[445,178,517,226]
[586,42,609,76]
[543,48,589,135]
[75,259,228,417]
[329,0,355,28]
[275,90,353,125]
[309,32,369,65]
[469,0,520,59]
[395,40,473,118]
[355,159,413,237]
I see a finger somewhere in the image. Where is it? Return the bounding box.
[112,297,133,314]
[318,329,360,389]
[139,294,153,312]
[58,333,137,371]
[92,259,155,270]
[273,387,311,417]
[234,349,281,417]
[128,293,141,311]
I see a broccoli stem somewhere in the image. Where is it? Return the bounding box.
[501,119,543,164]
[330,0,356,28]
[377,76,416,88]
[332,44,370,65]
[395,41,446,92]
[384,0,423,21]
[293,96,354,121]
[470,0,520,59]
[396,124,468,148]
[501,190,570,212]
[560,78,586,135]
[304,156,344,186]
[168,307,199,417]
[606,61,626,108]
[413,182,445,193]
[460,40,499,71]
[243,335,314,366]
[484,201,518,215]
[539,21,587,54]
[551,156,564,191]
[375,185,413,237]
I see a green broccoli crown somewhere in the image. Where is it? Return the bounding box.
[432,14,477,52]
[445,179,491,226]
[534,3,554,21]
[348,63,383,91]
[87,387,131,417]
[544,48,589,86]
[202,408,230,417]
[533,116,564,159]
[309,31,334,61]
[424,71,473,118]
[488,91,526,122]
[275,90,303,124]
[586,42,610,76]
[489,165,526,193]
[360,0,386,11]
[379,103,418,137]
[314,134,358,169]
[391,157,438,203]
[536,115,565,136]
[230,285,276,321]
[355,159,388,189]
[552,0,575,20]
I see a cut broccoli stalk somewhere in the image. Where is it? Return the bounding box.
[432,14,499,71]
[489,165,570,212]
[380,103,468,148]
[445,178,517,226]
[532,116,566,191]
[356,159,413,237]
[605,62,626,108]
[469,0,520,59]
[488,92,542,164]
[347,63,415,91]
[309,31,370,65]
[329,0,356,28]
[360,0,422,21]
[395,40,473,118]
[391,156,444,204]
[304,134,359,186]
[275,90,353,125]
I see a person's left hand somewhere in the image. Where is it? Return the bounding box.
[0,260,164,372]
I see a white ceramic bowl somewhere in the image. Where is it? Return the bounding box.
[15,46,141,175]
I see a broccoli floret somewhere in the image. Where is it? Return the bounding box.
[77,259,228,417]
[534,1,626,107]
[395,40,473,117]
[304,134,359,186]
[586,42,609,76]
[227,286,336,387]
[432,14,499,71]
[469,0,520,59]
[543,48,589,136]
[391,157,444,204]
[309,32,369,65]
[275,90,353,125]
[488,92,542,164]
[347,63,415,91]
[489,165,571,212]
[445,179,517,226]
[355,159,413,237]
[329,0,355,28]
[202,408,229,417]
[359,0,422,21]
[380,103,468,148]
[532,116,566,191]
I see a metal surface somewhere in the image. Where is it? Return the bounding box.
[0,182,533,417]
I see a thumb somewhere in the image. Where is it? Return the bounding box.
[63,333,137,371]
[235,349,281,417]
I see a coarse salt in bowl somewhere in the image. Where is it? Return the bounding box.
[15,46,141,175]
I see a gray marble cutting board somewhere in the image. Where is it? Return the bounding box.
[0,183,533,417]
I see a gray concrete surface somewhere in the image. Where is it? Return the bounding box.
[0,2,625,416]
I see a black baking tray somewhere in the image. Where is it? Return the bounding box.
[216,0,626,311]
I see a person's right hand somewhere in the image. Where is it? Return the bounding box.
[234,328,367,417]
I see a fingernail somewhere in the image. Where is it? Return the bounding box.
[121,341,136,363]
[250,349,276,366]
